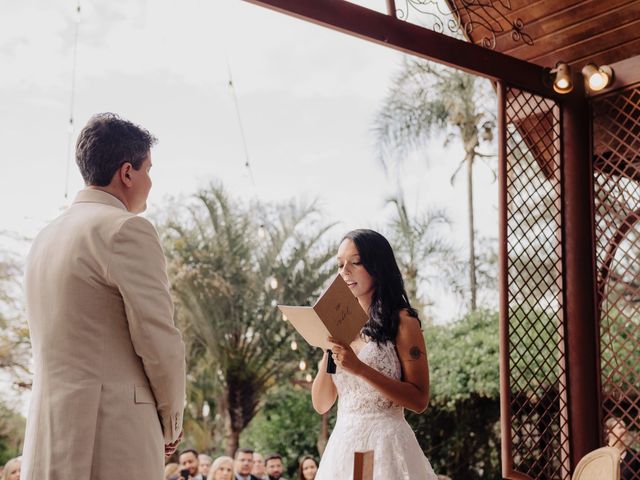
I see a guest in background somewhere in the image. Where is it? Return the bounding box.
[199,454,213,478]
[297,456,317,480]
[1,458,20,480]
[180,448,204,480]
[208,456,234,480]
[252,452,267,479]
[605,416,640,480]
[165,463,181,480]
[234,448,261,480]
[265,454,286,480]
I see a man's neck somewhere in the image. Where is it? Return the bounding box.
[87,185,130,211]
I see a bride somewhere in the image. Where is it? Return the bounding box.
[312,229,438,479]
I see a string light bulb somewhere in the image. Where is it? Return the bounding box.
[305,373,312,382]
[290,340,298,351]
[581,63,614,92]
[299,360,306,371]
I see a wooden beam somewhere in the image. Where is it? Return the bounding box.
[242,0,563,99]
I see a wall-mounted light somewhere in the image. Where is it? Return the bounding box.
[550,62,573,94]
[581,63,614,92]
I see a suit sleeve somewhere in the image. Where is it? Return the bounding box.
[107,215,186,443]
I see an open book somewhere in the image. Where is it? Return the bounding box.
[278,274,368,350]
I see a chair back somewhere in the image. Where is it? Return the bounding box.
[572,446,621,480]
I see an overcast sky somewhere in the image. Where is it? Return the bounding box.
[0,0,498,324]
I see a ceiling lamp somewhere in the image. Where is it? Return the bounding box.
[551,62,573,94]
[581,63,614,92]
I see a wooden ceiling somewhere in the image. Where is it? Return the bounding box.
[446,0,640,70]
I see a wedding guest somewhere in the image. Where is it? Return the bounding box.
[252,452,267,479]
[1,458,20,480]
[264,454,286,480]
[165,462,181,480]
[180,448,204,480]
[199,454,213,478]
[208,456,234,480]
[297,455,317,480]
[606,416,640,480]
[234,448,261,480]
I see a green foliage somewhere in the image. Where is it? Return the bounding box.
[0,401,24,465]
[160,184,337,454]
[241,384,334,478]
[426,310,500,406]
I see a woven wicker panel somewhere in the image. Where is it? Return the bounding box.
[592,85,640,480]
[504,87,570,480]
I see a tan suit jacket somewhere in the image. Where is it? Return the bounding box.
[21,189,186,480]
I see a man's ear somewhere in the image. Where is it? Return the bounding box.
[119,162,133,186]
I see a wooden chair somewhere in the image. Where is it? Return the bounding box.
[572,446,621,480]
[353,450,374,480]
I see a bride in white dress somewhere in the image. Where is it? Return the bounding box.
[312,229,438,480]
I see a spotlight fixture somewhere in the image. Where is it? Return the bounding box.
[581,63,614,92]
[550,62,573,94]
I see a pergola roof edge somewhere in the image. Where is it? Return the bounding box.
[242,0,564,99]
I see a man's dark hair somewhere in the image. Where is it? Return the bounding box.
[179,448,199,459]
[75,112,157,186]
[264,454,282,465]
[234,447,254,459]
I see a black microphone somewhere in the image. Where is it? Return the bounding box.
[326,349,336,374]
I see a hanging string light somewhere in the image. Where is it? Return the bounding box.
[226,58,255,186]
[290,340,298,351]
[298,360,307,371]
[64,0,82,200]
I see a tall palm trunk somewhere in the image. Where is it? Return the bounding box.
[466,151,477,311]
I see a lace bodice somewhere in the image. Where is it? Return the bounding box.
[317,339,438,479]
[333,340,403,415]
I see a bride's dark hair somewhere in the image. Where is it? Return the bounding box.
[343,229,419,343]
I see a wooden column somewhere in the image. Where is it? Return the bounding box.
[561,84,601,469]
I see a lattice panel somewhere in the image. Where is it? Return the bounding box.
[504,87,570,480]
[592,85,640,480]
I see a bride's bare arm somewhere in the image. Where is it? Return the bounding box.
[330,311,430,413]
[311,350,338,414]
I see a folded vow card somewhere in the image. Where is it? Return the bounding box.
[278,274,368,350]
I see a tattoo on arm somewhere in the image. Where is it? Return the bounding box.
[409,346,422,360]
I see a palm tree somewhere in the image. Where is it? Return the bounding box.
[0,245,31,387]
[375,60,496,311]
[160,184,337,454]
[386,192,462,321]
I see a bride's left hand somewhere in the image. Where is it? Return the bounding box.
[328,337,364,375]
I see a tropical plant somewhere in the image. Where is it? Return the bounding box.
[385,192,462,321]
[160,184,337,454]
[375,59,497,312]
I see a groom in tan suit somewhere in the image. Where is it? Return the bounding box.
[22,113,186,479]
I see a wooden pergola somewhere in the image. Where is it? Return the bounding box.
[240,1,640,478]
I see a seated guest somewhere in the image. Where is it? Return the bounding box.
[180,448,204,480]
[252,452,267,479]
[1,458,20,480]
[234,448,261,480]
[208,456,234,480]
[199,454,213,478]
[265,454,286,480]
[297,456,317,480]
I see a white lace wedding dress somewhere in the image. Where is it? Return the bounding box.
[316,340,438,479]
